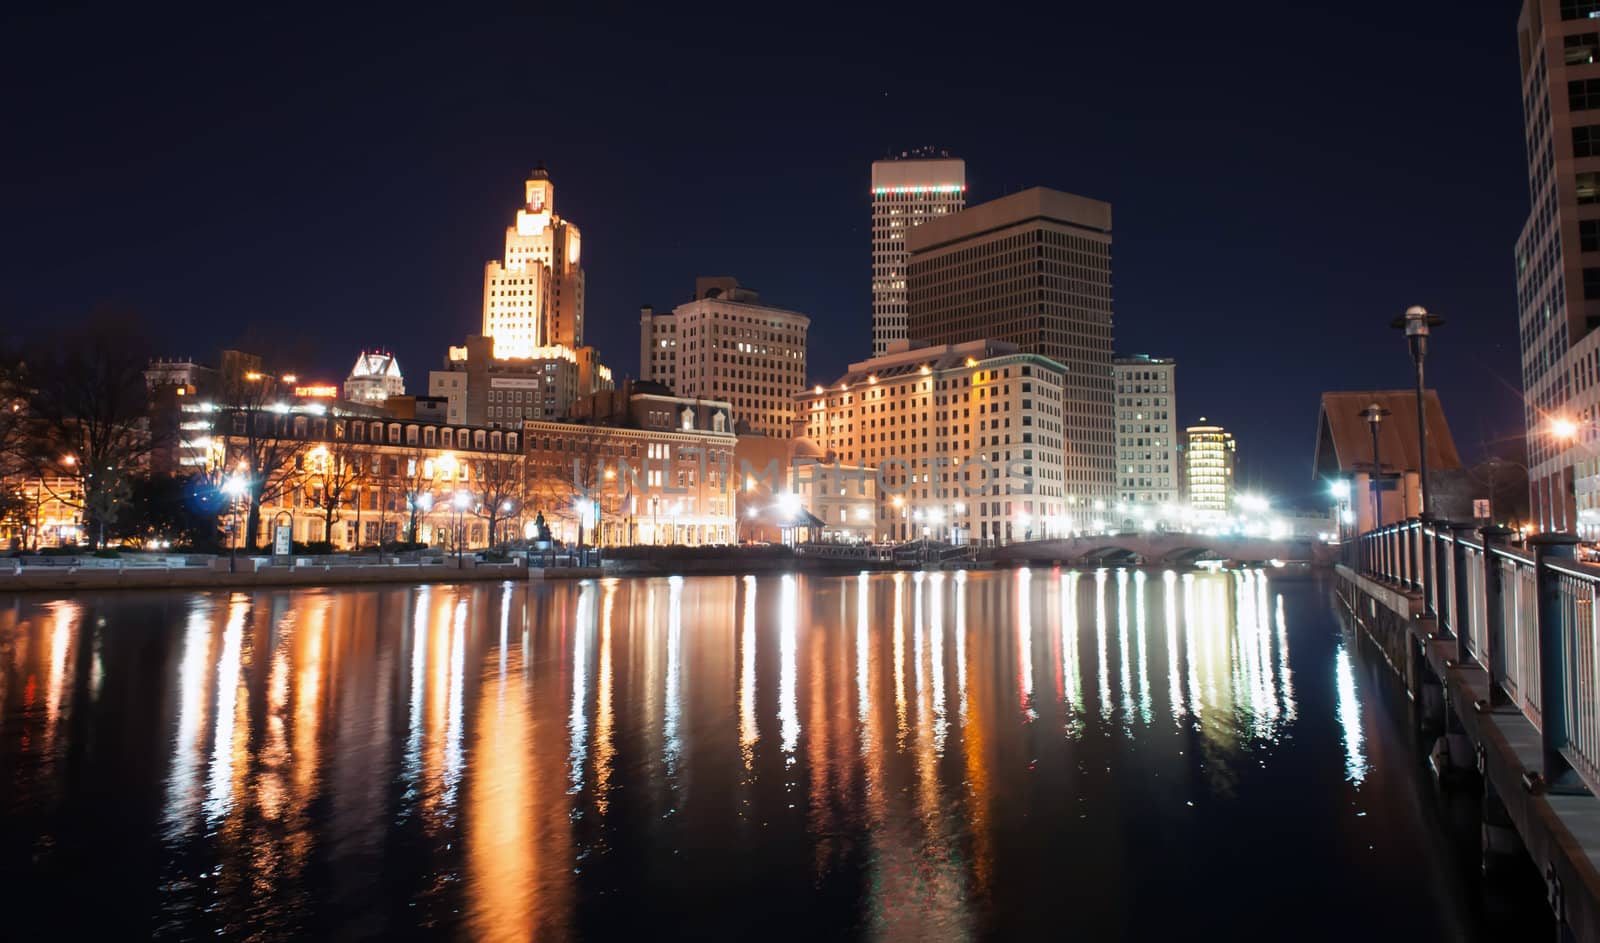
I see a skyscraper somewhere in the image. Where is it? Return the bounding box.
[870,153,965,357]
[1515,2,1600,536]
[905,186,1116,511]
[1113,355,1179,516]
[1184,420,1236,519]
[482,166,585,358]
[639,277,808,438]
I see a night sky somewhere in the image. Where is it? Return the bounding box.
[2,4,1530,507]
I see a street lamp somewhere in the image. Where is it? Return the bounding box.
[1391,306,1444,518]
[222,474,246,573]
[453,490,471,565]
[1359,402,1391,530]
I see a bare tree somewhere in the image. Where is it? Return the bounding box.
[302,440,365,545]
[470,452,525,548]
[218,365,306,549]
[26,313,161,547]
[397,447,435,543]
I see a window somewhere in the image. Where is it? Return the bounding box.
[1574,125,1600,158]
[1581,172,1600,205]
[1585,220,1600,253]
[1586,268,1600,299]
[1573,78,1600,112]
[1564,0,1600,21]
[1568,32,1600,65]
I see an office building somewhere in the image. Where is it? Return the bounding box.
[1514,2,1600,535]
[871,152,965,356]
[344,351,404,404]
[482,165,585,357]
[906,186,1116,509]
[1184,419,1236,518]
[428,335,612,430]
[639,277,808,438]
[795,339,1077,544]
[1113,355,1179,519]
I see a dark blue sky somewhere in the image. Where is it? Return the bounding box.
[1,3,1530,506]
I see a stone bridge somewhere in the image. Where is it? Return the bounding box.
[986,533,1320,567]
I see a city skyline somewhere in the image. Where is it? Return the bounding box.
[2,5,1530,507]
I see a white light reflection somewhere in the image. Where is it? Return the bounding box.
[779,574,799,761]
[204,595,249,822]
[568,582,595,793]
[665,575,684,775]
[856,572,870,739]
[165,600,213,836]
[1134,570,1150,724]
[1060,572,1082,729]
[1095,569,1110,721]
[1017,568,1036,721]
[1117,569,1133,724]
[1276,594,1296,723]
[1335,640,1367,783]
[444,599,467,808]
[929,572,947,755]
[893,572,907,748]
[955,571,969,723]
[1164,571,1181,727]
[404,587,431,790]
[741,575,759,771]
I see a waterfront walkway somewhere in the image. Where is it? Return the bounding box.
[1340,520,1600,942]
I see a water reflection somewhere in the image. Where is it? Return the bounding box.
[0,568,1468,939]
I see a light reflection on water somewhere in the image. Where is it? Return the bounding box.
[0,568,1483,939]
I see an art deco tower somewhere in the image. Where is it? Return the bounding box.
[482,166,585,358]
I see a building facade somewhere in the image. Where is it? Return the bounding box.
[905,187,1116,511]
[1514,1,1600,535]
[524,381,738,546]
[344,350,404,404]
[220,411,527,550]
[428,335,612,430]
[482,165,585,357]
[1112,355,1179,517]
[638,277,808,438]
[795,339,1076,544]
[871,153,966,356]
[1184,420,1236,519]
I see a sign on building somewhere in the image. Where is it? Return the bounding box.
[1473,498,1491,520]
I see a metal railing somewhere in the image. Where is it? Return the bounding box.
[1352,518,1600,795]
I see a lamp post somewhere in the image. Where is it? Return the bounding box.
[222,474,245,573]
[1392,305,1444,619]
[453,490,471,565]
[1391,306,1444,518]
[1360,402,1391,529]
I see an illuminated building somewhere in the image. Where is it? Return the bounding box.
[144,356,222,475]
[1184,419,1236,518]
[795,339,1074,544]
[344,350,404,404]
[871,152,965,356]
[220,412,525,549]
[639,277,808,438]
[905,187,1116,511]
[482,164,584,357]
[429,335,613,429]
[523,381,737,546]
[1515,2,1600,535]
[1113,355,1179,521]
[0,476,83,549]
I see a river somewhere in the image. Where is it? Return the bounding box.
[0,568,1550,939]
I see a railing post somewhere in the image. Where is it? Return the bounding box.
[1450,523,1475,664]
[1479,525,1514,709]
[1420,515,1438,620]
[1529,533,1584,793]
[1404,518,1418,591]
